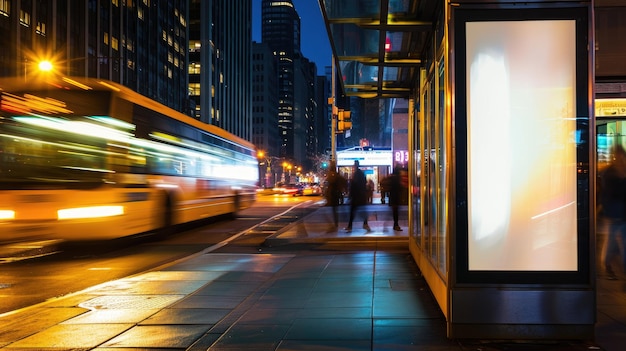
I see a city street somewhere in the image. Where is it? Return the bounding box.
[0,195,320,315]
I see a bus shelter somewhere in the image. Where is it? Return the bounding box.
[320,0,595,339]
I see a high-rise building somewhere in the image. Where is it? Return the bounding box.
[316,71,331,156]
[188,0,252,140]
[0,0,189,113]
[294,58,317,170]
[252,41,279,158]
[261,0,300,161]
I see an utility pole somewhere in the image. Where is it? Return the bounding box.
[330,55,337,166]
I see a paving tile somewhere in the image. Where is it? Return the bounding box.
[172,294,246,309]
[0,307,88,343]
[270,278,318,289]
[373,288,442,319]
[277,339,371,350]
[305,291,374,308]
[79,294,184,310]
[319,269,375,280]
[313,277,374,292]
[193,281,262,296]
[253,295,308,309]
[330,253,377,264]
[297,306,372,319]
[185,333,222,351]
[89,279,207,295]
[62,308,160,324]
[169,253,293,274]
[210,324,290,350]
[237,307,300,324]
[213,271,275,282]
[285,318,371,340]
[374,318,445,328]
[7,323,133,348]
[125,270,225,281]
[101,324,210,348]
[140,308,230,325]
[262,285,315,298]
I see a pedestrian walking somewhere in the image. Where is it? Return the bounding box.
[599,145,626,280]
[366,178,375,204]
[379,177,389,204]
[387,164,405,231]
[325,161,346,231]
[345,160,370,231]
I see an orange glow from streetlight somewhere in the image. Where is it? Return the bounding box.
[38,60,53,72]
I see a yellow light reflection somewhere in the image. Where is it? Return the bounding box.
[61,77,93,90]
[0,210,16,220]
[97,80,121,91]
[58,205,124,220]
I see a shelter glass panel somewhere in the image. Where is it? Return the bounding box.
[437,58,447,274]
[323,0,381,19]
[330,23,380,57]
[428,75,437,262]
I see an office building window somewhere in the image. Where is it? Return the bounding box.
[20,10,30,27]
[0,0,10,17]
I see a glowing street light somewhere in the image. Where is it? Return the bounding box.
[38,60,53,72]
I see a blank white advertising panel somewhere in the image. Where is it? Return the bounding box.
[466,20,578,271]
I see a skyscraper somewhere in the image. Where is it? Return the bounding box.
[252,41,280,158]
[188,0,252,140]
[261,0,300,161]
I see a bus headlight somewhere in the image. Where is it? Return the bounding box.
[0,210,15,220]
[58,206,124,220]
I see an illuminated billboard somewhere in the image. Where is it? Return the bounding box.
[454,7,591,284]
[466,20,577,271]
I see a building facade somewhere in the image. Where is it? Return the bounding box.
[261,0,300,161]
[0,0,189,113]
[294,57,317,170]
[315,71,330,156]
[188,0,252,140]
[252,41,279,159]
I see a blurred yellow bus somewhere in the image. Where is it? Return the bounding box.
[0,77,258,242]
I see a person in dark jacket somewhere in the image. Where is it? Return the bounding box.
[599,145,626,280]
[325,161,346,230]
[387,164,405,231]
[345,160,370,231]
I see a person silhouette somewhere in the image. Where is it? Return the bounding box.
[387,164,405,231]
[345,160,370,231]
[599,145,626,280]
[324,160,346,230]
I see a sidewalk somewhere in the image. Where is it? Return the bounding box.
[0,200,623,350]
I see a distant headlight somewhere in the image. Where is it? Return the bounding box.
[0,210,15,220]
[58,206,124,220]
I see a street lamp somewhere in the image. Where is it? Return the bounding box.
[23,58,55,82]
[38,60,53,72]
[281,161,292,184]
[257,151,273,188]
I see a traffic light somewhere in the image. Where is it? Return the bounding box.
[322,161,328,169]
[338,110,352,131]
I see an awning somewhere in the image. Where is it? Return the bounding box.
[318,0,438,98]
